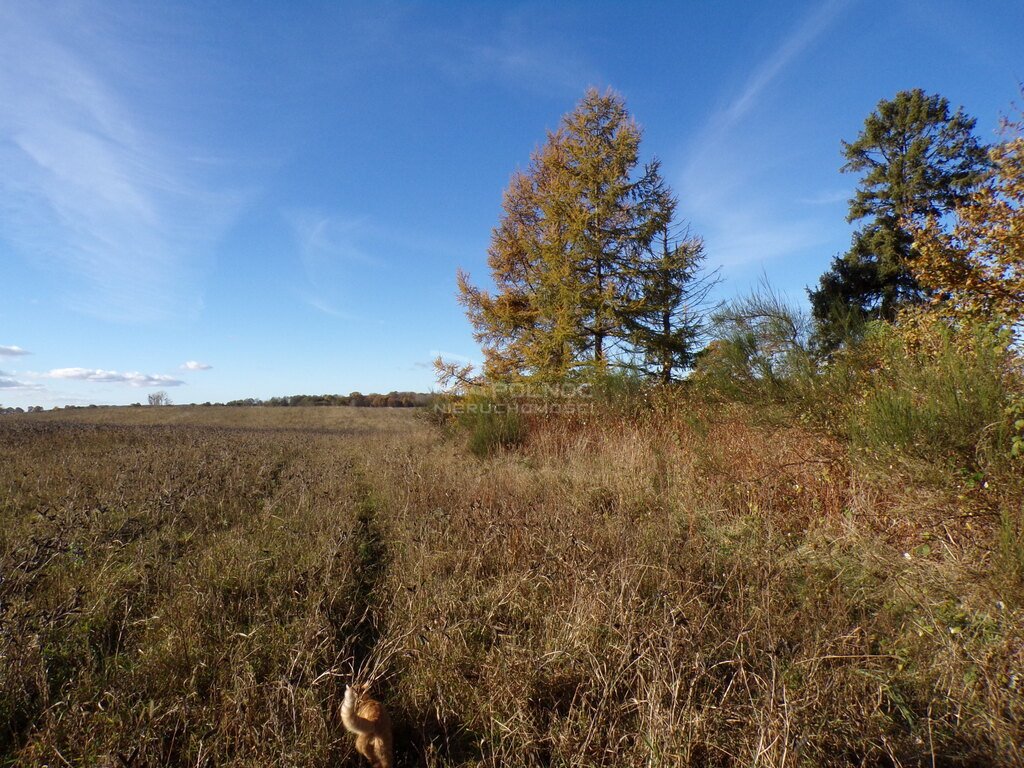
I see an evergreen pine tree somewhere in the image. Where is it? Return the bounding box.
[810,89,990,349]
[625,228,717,383]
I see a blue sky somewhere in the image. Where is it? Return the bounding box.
[2,0,1022,407]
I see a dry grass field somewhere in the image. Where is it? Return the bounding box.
[1,403,1021,767]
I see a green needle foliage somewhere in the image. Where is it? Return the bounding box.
[811,89,991,350]
[624,228,717,383]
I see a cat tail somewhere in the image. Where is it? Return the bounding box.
[340,700,377,736]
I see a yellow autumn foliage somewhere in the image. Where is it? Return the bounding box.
[911,114,1024,334]
[909,109,1024,456]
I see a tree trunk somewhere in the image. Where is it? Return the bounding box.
[661,308,672,383]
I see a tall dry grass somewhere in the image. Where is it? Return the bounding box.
[2,403,1021,766]
[368,399,1022,766]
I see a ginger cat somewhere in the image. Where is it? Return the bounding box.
[341,683,393,768]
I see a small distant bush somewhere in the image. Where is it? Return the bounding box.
[577,369,648,417]
[147,391,171,406]
[424,381,509,454]
[456,394,526,458]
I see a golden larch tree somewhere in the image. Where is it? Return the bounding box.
[457,88,674,380]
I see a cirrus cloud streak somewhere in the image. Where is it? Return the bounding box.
[0,3,247,322]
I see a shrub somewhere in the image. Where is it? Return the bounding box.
[457,395,526,458]
[850,319,1013,465]
[691,286,817,404]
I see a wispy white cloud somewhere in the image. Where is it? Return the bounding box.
[718,0,853,131]
[180,360,212,371]
[45,368,184,387]
[289,212,379,271]
[0,2,246,322]
[677,0,854,273]
[350,6,598,98]
[287,210,384,321]
[693,209,829,270]
[302,295,359,321]
[0,345,31,357]
[449,38,597,97]
[0,371,42,390]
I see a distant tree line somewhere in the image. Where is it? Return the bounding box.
[224,392,435,408]
[0,405,44,414]
[2,392,435,414]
